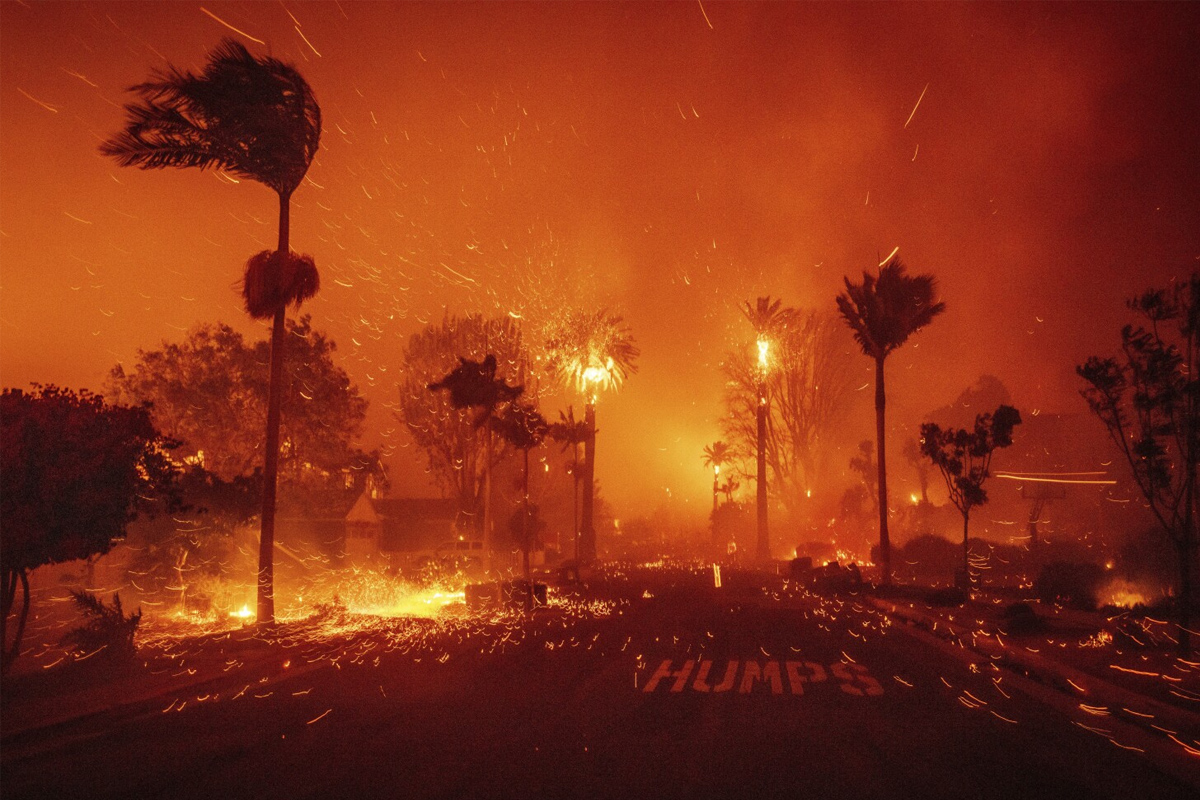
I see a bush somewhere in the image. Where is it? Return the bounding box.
[1035,561,1105,611]
[62,590,141,658]
[1002,601,1043,634]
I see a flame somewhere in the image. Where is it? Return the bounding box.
[756,336,770,370]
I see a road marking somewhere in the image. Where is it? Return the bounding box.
[643,659,883,697]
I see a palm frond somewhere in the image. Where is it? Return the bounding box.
[242,250,320,320]
[101,37,321,196]
[836,257,945,358]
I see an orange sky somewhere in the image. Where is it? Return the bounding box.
[2,2,1198,516]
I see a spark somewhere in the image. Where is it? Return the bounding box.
[306,708,333,724]
[904,82,929,129]
[18,88,58,113]
[200,7,266,45]
[61,68,98,87]
[697,0,714,30]
[294,25,319,55]
[878,246,900,266]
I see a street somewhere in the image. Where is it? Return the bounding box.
[3,566,1198,799]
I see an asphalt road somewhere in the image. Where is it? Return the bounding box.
[3,566,1199,799]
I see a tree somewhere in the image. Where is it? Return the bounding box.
[848,440,879,514]
[544,310,639,564]
[101,39,323,626]
[902,438,931,505]
[837,257,946,584]
[1079,273,1199,656]
[1,386,179,673]
[702,441,736,516]
[428,354,524,571]
[493,400,549,603]
[920,405,1022,598]
[108,317,371,486]
[550,407,590,560]
[398,315,526,531]
[722,309,855,523]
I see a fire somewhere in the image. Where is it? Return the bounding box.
[756,336,770,370]
[229,604,254,620]
[1100,578,1153,609]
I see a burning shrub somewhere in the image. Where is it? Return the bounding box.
[1034,561,1105,611]
[62,590,141,659]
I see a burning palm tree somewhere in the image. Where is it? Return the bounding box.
[702,441,735,516]
[101,39,322,625]
[743,296,792,563]
[836,257,945,585]
[545,310,639,563]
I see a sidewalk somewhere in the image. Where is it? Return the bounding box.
[868,594,1200,758]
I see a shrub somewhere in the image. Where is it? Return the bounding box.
[1035,561,1105,611]
[62,590,141,658]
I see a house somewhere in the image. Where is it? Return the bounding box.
[342,492,461,564]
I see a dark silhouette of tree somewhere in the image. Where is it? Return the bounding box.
[101,39,322,626]
[1079,273,1199,656]
[107,318,373,487]
[1,386,180,673]
[428,350,525,568]
[398,315,526,539]
[545,310,639,564]
[549,407,590,560]
[920,405,1021,598]
[494,401,549,605]
[837,257,945,584]
[849,440,879,514]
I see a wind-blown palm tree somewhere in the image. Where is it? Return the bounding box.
[702,441,734,516]
[836,257,945,585]
[101,39,321,625]
[545,310,639,564]
[743,296,792,563]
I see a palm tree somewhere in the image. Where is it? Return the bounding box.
[743,296,792,563]
[702,441,734,516]
[550,407,591,560]
[545,310,639,564]
[428,354,524,570]
[836,257,945,585]
[100,39,321,625]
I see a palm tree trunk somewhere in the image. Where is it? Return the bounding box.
[756,381,770,563]
[579,402,597,564]
[875,356,891,585]
[257,190,292,626]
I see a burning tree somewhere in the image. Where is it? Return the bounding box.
[920,405,1022,597]
[722,308,856,524]
[837,257,945,584]
[1078,273,1199,656]
[544,310,639,564]
[398,315,527,542]
[1,386,180,673]
[101,39,323,626]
